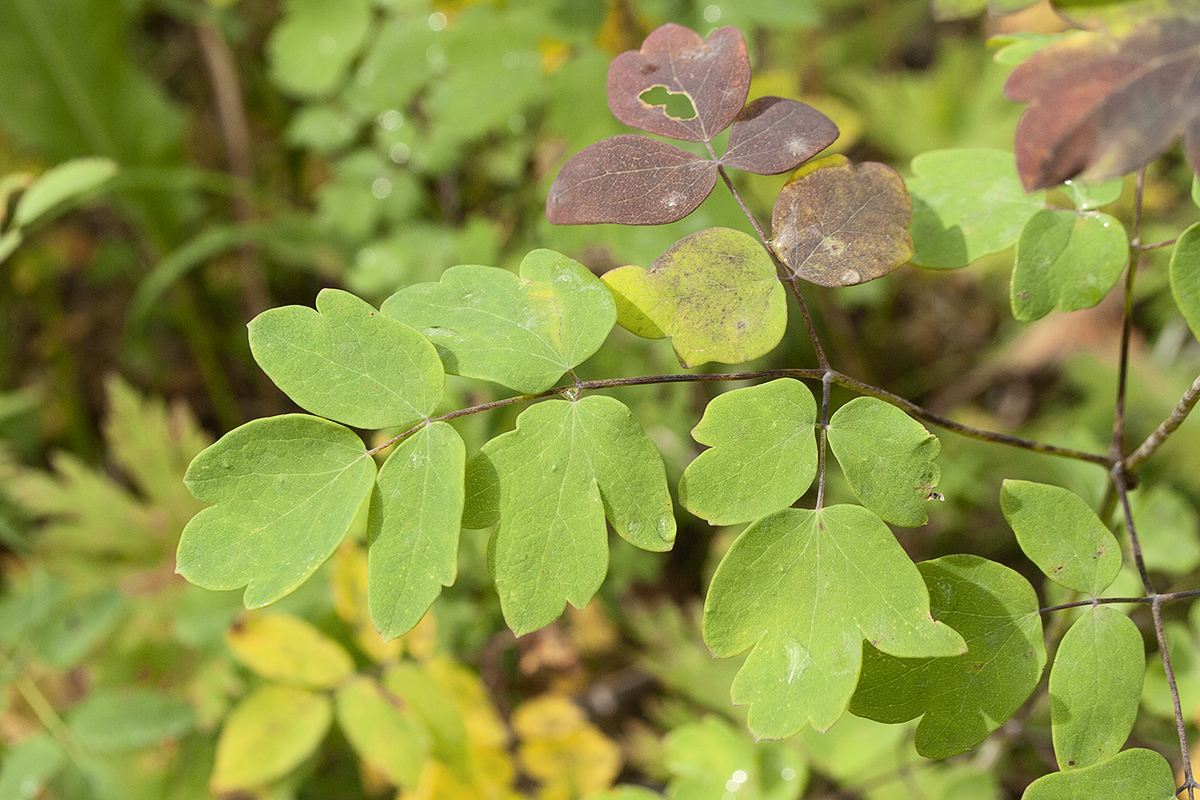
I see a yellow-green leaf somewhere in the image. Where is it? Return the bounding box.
[225,611,355,689]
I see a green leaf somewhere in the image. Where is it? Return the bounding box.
[1126,485,1200,576]
[383,661,469,777]
[211,685,332,792]
[1169,221,1200,343]
[663,716,808,800]
[248,289,444,429]
[703,505,966,738]
[0,230,21,264]
[177,415,376,609]
[1061,178,1124,210]
[826,398,941,527]
[382,250,616,393]
[464,396,675,635]
[12,157,117,227]
[1049,607,1144,770]
[1011,209,1128,321]
[990,33,1070,66]
[850,555,1046,759]
[225,612,356,689]
[600,228,787,367]
[907,148,1046,269]
[1022,748,1176,800]
[368,422,465,639]
[38,589,124,669]
[1000,480,1121,595]
[678,379,818,526]
[336,675,431,789]
[67,689,194,753]
[266,0,372,99]
[0,733,65,799]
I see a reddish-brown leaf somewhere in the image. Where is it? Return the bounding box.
[1005,21,1200,191]
[720,97,839,175]
[606,24,751,143]
[545,135,718,225]
[772,155,913,288]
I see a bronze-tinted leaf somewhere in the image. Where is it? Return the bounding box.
[1005,20,1200,191]
[771,155,913,288]
[606,24,751,143]
[546,135,717,225]
[720,97,839,175]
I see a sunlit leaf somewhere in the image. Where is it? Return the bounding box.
[368,422,464,640]
[12,157,117,228]
[382,250,616,393]
[850,555,1046,759]
[336,675,431,789]
[546,135,718,225]
[177,415,375,608]
[1011,209,1128,321]
[211,685,332,791]
[266,0,372,99]
[225,611,355,689]
[703,505,966,738]
[67,689,194,753]
[1000,480,1122,596]
[606,24,750,142]
[249,289,444,429]
[1004,21,1200,190]
[772,155,913,287]
[464,396,674,635]
[600,228,786,367]
[721,97,839,175]
[1022,748,1176,800]
[826,398,940,527]
[679,379,817,526]
[1169,221,1200,342]
[906,148,1045,269]
[664,716,808,800]
[1049,607,1143,770]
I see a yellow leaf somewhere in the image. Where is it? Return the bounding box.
[514,694,621,800]
[211,685,331,792]
[225,612,354,689]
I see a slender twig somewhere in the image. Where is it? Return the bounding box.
[715,162,771,245]
[14,675,83,763]
[1125,372,1200,471]
[1135,237,1177,252]
[1038,589,1200,615]
[1111,169,1145,461]
[365,368,1115,466]
[816,372,831,511]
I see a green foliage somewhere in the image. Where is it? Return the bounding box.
[1012,209,1128,320]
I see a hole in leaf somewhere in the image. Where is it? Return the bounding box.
[638,85,697,120]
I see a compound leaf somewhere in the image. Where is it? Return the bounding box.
[1169,221,1200,342]
[1012,209,1128,321]
[827,398,941,527]
[211,684,332,792]
[1022,748,1176,800]
[1000,480,1121,596]
[12,157,117,228]
[368,422,465,640]
[1004,21,1200,190]
[224,611,355,689]
[679,379,818,526]
[850,555,1046,759]
[600,227,786,367]
[382,250,616,393]
[249,289,444,429]
[721,96,839,175]
[546,135,718,225]
[606,24,750,142]
[177,415,376,609]
[266,0,372,99]
[336,675,431,790]
[465,396,674,635]
[906,149,1046,269]
[773,155,913,287]
[703,505,966,738]
[1050,607,1144,770]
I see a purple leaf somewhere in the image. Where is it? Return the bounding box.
[721,97,839,175]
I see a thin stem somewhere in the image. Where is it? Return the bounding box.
[1125,372,1200,471]
[1038,589,1200,614]
[365,368,1115,467]
[1136,237,1177,252]
[716,163,770,245]
[1114,464,1154,596]
[1112,168,1146,459]
[15,675,82,763]
[816,372,831,511]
